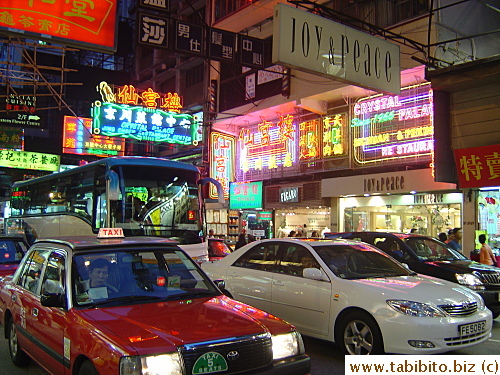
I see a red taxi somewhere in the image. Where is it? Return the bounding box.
[0,231,310,375]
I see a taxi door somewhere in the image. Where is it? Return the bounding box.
[26,250,67,374]
[224,242,280,313]
[270,244,332,338]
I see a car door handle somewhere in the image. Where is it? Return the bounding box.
[32,308,38,317]
[272,280,284,286]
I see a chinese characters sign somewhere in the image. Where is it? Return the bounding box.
[351,82,434,166]
[63,116,124,156]
[235,112,346,181]
[176,20,204,57]
[229,181,263,210]
[0,150,60,171]
[210,132,235,199]
[92,102,199,144]
[0,127,23,150]
[454,144,500,188]
[138,13,168,49]
[0,0,117,53]
[97,81,183,113]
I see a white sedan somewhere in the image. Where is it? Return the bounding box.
[202,238,492,355]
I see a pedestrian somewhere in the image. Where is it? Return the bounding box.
[208,229,215,238]
[235,233,247,250]
[438,232,448,243]
[447,228,462,252]
[311,230,319,237]
[409,228,418,234]
[288,230,296,237]
[478,234,496,266]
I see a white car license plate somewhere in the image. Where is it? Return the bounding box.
[459,320,486,336]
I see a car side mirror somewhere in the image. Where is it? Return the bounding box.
[213,279,226,291]
[303,268,328,281]
[40,293,66,309]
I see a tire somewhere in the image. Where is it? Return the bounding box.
[336,311,384,355]
[8,319,29,366]
[79,360,99,375]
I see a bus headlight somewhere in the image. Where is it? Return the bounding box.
[271,331,305,360]
[120,353,183,375]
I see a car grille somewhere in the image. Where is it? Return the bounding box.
[180,333,273,374]
[444,331,489,346]
[438,302,477,316]
[475,271,500,285]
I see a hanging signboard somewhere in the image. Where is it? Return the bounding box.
[0,0,118,53]
[454,144,500,189]
[272,3,400,94]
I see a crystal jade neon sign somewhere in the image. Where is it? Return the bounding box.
[352,82,434,165]
[92,81,200,145]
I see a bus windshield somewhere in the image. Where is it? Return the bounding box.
[111,164,201,242]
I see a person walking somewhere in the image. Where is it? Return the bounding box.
[478,234,496,266]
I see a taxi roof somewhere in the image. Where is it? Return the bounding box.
[32,236,179,252]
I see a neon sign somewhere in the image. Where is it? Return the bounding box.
[229,181,263,210]
[237,114,297,175]
[63,116,124,156]
[91,102,199,145]
[0,150,59,171]
[323,114,345,157]
[98,81,183,113]
[299,119,320,160]
[210,132,235,199]
[352,82,434,166]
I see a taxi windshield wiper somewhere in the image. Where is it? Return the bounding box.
[165,289,221,301]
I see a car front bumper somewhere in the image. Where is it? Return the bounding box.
[243,354,311,375]
[378,309,492,354]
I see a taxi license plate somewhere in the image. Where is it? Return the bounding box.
[459,320,486,336]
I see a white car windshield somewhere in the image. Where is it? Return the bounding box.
[72,249,220,308]
[314,244,413,279]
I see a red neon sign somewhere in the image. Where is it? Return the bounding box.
[0,0,117,53]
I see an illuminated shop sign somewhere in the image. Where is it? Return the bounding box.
[238,114,297,174]
[210,132,235,199]
[454,144,500,189]
[0,0,117,53]
[0,150,60,171]
[229,181,263,210]
[236,112,347,180]
[352,82,433,166]
[63,116,124,157]
[92,82,199,145]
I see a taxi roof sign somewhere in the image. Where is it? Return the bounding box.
[97,228,125,238]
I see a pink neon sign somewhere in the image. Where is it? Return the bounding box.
[352,82,434,166]
[209,132,235,199]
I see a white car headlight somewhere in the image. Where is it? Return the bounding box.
[387,300,446,317]
[120,353,183,375]
[456,273,485,291]
[271,331,305,360]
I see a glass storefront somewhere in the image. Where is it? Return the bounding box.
[274,207,331,238]
[477,189,500,249]
[341,193,462,237]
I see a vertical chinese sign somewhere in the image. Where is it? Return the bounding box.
[454,144,500,188]
[351,82,434,167]
[210,132,235,199]
[0,0,117,53]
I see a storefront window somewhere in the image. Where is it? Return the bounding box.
[478,190,500,249]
